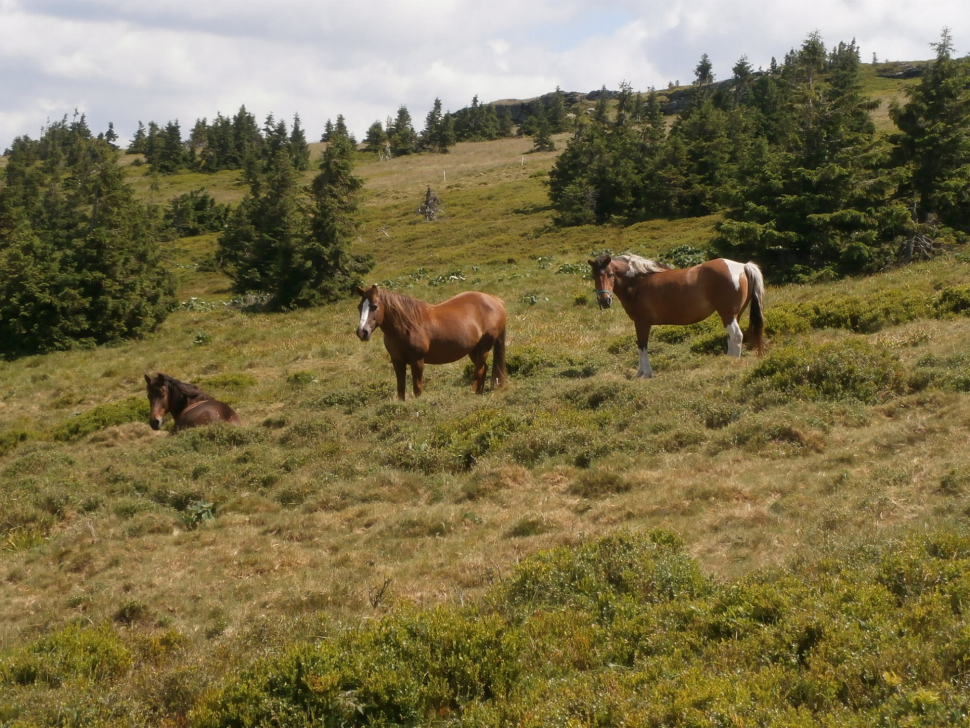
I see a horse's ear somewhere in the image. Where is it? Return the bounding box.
[354,286,365,297]
[144,373,152,384]
[587,258,596,267]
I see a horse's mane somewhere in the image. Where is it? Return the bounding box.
[614,254,670,277]
[379,290,429,335]
[163,374,213,402]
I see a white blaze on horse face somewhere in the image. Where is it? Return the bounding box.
[726,319,743,357]
[638,347,654,378]
[358,299,371,331]
[724,260,746,290]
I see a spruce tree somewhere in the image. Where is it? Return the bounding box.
[127,122,147,153]
[422,98,455,153]
[218,131,372,309]
[364,120,389,154]
[389,106,416,155]
[546,87,570,133]
[0,135,175,357]
[890,29,970,235]
[289,113,311,170]
[713,35,909,280]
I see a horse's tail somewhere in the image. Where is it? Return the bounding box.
[492,325,507,389]
[743,262,766,355]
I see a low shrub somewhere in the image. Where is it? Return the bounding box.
[497,530,709,615]
[934,285,970,317]
[504,346,562,378]
[0,428,32,457]
[568,469,633,498]
[50,396,149,441]
[312,381,395,412]
[1,623,131,687]
[745,339,906,404]
[197,372,259,390]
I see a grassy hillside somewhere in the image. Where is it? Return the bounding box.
[6,64,970,726]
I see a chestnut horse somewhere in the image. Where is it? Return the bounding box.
[588,254,765,378]
[144,373,241,432]
[355,285,507,400]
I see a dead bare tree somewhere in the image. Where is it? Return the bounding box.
[418,186,443,221]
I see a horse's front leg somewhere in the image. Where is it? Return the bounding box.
[411,360,425,397]
[393,360,408,401]
[634,322,654,378]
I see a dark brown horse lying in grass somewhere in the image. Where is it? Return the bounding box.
[355,285,507,400]
[589,254,766,378]
[144,373,241,432]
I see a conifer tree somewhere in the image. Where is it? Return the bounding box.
[289,113,311,170]
[546,87,570,133]
[364,120,389,154]
[713,34,909,280]
[890,28,970,234]
[389,106,416,155]
[127,121,147,153]
[0,134,175,357]
[104,122,118,150]
[421,98,455,153]
[218,128,372,309]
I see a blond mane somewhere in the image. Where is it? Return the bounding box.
[614,254,670,277]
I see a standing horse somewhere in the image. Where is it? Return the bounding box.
[144,373,241,432]
[355,285,507,400]
[588,254,765,378]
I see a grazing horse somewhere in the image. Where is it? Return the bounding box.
[144,373,241,432]
[588,254,765,378]
[355,285,507,400]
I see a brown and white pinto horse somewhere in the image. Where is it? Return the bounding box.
[355,285,507,400]
[144,373,241,432]
[588,254,765,378]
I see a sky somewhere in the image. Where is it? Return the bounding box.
[1,0,968,151]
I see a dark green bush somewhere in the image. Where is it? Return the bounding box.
[1,623,131,687]
[190,530,970,727]
[568,469,633,498]
[0,428,32,456]
[504,346,562,377]
[197,372,259,390]
[935,285,970,317]
[50,396,149,441]
[497,530,709,616]
[746,339,906,404]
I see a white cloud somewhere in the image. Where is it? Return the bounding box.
[1,0,967,149]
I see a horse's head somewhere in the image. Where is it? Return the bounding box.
[588,255,615,309]
[355,285,383,342]
[144,373,170,430]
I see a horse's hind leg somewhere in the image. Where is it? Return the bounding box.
[725,318,743,357]
[411,360,425,398]
[469,351,488,394]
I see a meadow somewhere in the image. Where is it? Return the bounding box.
[6,65,970,725]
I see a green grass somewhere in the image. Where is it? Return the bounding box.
[5,67,970,723]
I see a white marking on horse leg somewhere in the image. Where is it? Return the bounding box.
[724,260,745,290]
[726,320,743,357]
[637,347,654,378]
[358,299,370,330]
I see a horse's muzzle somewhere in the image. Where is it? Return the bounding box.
[598,295,613,310]
[149,418,162,430]
[356,328,371,342]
